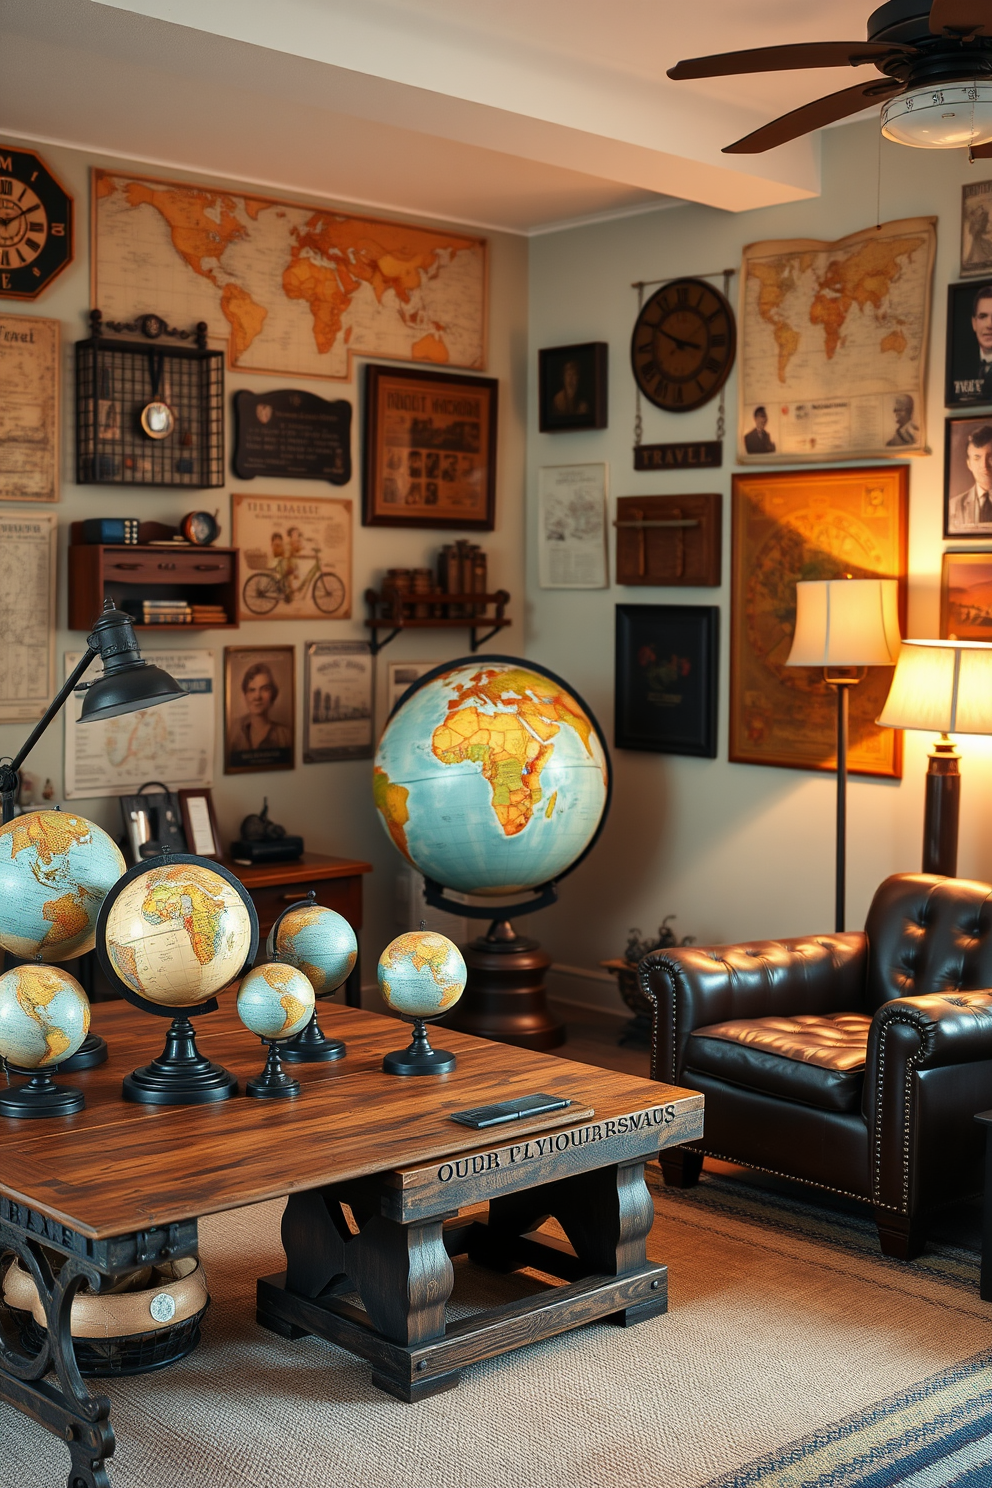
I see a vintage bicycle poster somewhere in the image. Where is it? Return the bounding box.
[232,493,352,621]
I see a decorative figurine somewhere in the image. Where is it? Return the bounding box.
[236,962,316,1099]
[267,893,357,1063]
[239,798,286,843]
[0,964,90,1117]
[377,929,467,1075]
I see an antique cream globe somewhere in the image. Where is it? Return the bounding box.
[101,860,256,1008]
[237,963,316,1042]
[0,810,125,962]
[0,964,90,1070]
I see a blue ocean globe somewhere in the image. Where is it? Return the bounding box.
[266,905,357,995]
[373,657,610,897]
[0,811,126,962]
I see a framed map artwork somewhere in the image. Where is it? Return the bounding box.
[363,364,497,529]
[738,217,935,463]
[92,170,487,381]
[730,468,908,778]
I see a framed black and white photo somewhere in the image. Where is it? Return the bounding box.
[944,414,992,536]
[538,342,608,432]
[224,646,295,774]
[946,281,992,407]
[615,604,719,757]
[304,641,373,762]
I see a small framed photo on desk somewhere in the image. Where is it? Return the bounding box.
[178,788,221,859]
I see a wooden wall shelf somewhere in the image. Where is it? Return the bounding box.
[364,587,510,655]
[68,539,240,630]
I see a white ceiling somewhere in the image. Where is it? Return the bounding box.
[1,0,889,232]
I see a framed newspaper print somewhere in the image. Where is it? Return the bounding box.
[363,363,497,529]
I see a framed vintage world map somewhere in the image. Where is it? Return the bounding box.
[91,170,487,381]
[730,468,908,778]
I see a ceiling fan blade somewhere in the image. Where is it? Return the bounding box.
[970,140,992,155]
[723,78,905,154]
[929,1,992,38]
[667,40,918,81]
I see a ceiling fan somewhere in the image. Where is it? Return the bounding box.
[667,1,992,156]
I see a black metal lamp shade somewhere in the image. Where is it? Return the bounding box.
[78,602,186,723]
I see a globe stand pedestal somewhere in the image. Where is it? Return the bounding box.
[246,1041,300,1100]
[0,1068,84,1118]
[280,1009,346,1064]
[61,1033,108,1073]
[382,1018,456,1076]
[442,920,564,1051]
[123,1016,238,1106]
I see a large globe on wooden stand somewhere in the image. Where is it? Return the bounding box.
[373,657,611,1049]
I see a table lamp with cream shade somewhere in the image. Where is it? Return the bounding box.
[877,640,992,878]
[786,577,902,933]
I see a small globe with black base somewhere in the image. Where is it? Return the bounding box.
[378,931,467,1076]
[0,964,90,1118]
[237,963,316,1100]
[265,894,357,1065]
[96,853,258,1105]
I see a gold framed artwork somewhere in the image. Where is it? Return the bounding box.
[224,646,295,775]
[941,551,992,641]
[730,467,908,778]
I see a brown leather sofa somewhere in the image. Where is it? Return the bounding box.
[640,873,992,1258]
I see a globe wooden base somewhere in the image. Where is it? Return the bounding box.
[0,1070,84,1118]
[122,1016,237,1106]
[441,921,564,1051]
[279,1011,346,1064]
[61,1033,108,1072]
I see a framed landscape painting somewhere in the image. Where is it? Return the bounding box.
[941,551,992,641]
[730,468,908,778]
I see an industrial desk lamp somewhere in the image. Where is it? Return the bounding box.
[0,600,185,1065]
[876,639,992,878]
[786,578,901,933]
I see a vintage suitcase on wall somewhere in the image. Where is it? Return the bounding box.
[614,492,721,587]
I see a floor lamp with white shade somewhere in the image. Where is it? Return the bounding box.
[876,639,992,878]
[785,577,902,933]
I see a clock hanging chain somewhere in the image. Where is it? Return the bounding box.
[715,268,732,445]
[633,282,644,449]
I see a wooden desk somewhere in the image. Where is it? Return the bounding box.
[0,1001,702,1482]
[221,851,372,1007]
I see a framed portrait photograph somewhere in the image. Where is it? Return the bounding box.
[538,342,608,433]
[962,180,992,278]
[304,641,373,763]
[224,646,295,774]
[178,788,222,859]
[944,414,992,536]
[363,363,497,529]
[946,281,992,406]
[941,551,992,640]
[730,468,907,779]
[615,604,719,757]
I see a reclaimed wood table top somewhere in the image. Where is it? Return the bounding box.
[0,1002,700,1241]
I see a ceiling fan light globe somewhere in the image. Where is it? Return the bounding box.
[881,82,992,148]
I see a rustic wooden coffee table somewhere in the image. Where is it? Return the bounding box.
[0,1000,701,1487]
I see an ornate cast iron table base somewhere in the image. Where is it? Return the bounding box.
[257,1145,670,1402]
[0,1199,197,1488]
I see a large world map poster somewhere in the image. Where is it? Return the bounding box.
[92,170,487,381]
[738,217,936,462]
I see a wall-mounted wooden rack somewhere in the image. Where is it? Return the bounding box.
[364,587,510,655]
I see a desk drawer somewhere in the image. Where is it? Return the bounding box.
[247,878,363,940]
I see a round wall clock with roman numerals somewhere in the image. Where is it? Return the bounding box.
[0,145,74,300]
[631,276,736,414]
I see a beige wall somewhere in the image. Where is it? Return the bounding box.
[0,137,529,981]
[526,120,992,1012]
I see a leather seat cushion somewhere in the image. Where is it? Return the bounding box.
[685,1013,872,1114]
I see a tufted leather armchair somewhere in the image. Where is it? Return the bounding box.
[640,873,992,1258]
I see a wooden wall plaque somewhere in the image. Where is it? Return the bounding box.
[614,492,721,587]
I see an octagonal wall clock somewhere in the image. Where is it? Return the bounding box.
[0,144,74,299]
[631,276,736,414]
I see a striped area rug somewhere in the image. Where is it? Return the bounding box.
[651,1169,992,1488]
